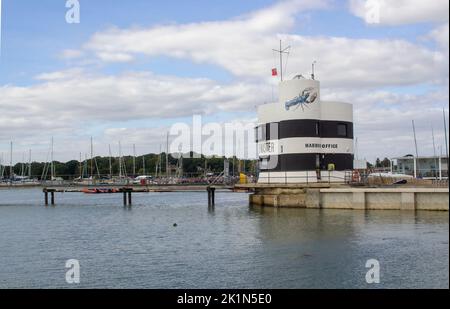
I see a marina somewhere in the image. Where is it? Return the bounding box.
[0,0,449,293]
[0,188,448,289]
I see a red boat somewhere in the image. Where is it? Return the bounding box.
[81,188,119,194]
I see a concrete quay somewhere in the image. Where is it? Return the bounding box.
[238,184,449,211]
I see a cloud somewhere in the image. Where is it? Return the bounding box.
[2,66,447,162]
[34,68,85,81]
[323,87,449,161]
[426,23,449,50]
[2,0,449,163]
[0,69,268,141]
[349,0,449,25]
[60,49,84,60]
[71,1,448,88]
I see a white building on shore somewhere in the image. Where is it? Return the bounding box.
[257,76,354,183]
[392,155,449,179]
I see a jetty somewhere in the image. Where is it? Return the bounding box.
[41,185,235,206]
[236,183,449,211]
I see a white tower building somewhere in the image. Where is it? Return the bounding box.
[257,76,354,183]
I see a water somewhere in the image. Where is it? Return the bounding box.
[0,188,448,289]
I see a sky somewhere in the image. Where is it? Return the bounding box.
[0,0,449,163]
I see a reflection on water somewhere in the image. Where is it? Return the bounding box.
[0,188,448,289]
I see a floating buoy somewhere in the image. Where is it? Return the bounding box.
[173,223,178,227]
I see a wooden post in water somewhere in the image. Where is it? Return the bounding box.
[43,189,56,206]
[207,186,215,207]
[44,190,49,206]
[122,188,132,206]
[207,186,211,206]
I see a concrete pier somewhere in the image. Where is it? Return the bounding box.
[241,184,449,211]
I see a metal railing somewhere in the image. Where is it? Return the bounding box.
[258,171,354,185]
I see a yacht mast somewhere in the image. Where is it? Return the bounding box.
[142,154,146,176]
[28,149,32,179]
[10,141,13,180]
[412,120,420,178]
[133,144,136,176]
[166,133,170,178]
[119,141,123,178]
[108,144,113,179]
[90,137,94,178]
[51,137,54,180]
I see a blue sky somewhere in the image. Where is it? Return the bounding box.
[0,0,440,85]
[1,0,274,84]
[0,0,448,162]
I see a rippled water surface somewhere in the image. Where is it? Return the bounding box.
[0,188,448,288]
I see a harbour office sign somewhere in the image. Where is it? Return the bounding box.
[305,143,338,150]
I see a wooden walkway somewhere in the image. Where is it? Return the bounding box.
[42,185,239,206]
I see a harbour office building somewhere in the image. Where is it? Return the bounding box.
[257,77,354,183]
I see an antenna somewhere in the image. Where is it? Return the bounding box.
[312,61,317,80]
[272,40,290,82]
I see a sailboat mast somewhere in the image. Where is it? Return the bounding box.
[21,152,25,177]
[142,154,146,176]
[108,144,112,178]
[79,152,82,179]
[10,141,13,180]
[119,141,123,178]
[443,108,449,162]
[51,137,54,180]
[166,133,170,178]
[28,149,32,178]
[432,126,438,178]
[412,120,420,178]
[0,153,3,178]
[90,137,94,178]
[133,144,136,176]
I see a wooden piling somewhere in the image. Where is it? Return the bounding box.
[207,186,216,207]
[207,187,211,206]
[128,192,132,205]
[44,191,48,206]
[51,192,55,205]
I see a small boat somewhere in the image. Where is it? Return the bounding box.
[81,188,119,194]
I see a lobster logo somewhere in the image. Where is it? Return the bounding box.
[285,87,318,111]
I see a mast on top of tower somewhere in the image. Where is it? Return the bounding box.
[273,40,290,82]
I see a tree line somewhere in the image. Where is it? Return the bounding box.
[1,153,257,180]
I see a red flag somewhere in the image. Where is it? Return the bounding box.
[272,68,278,76]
